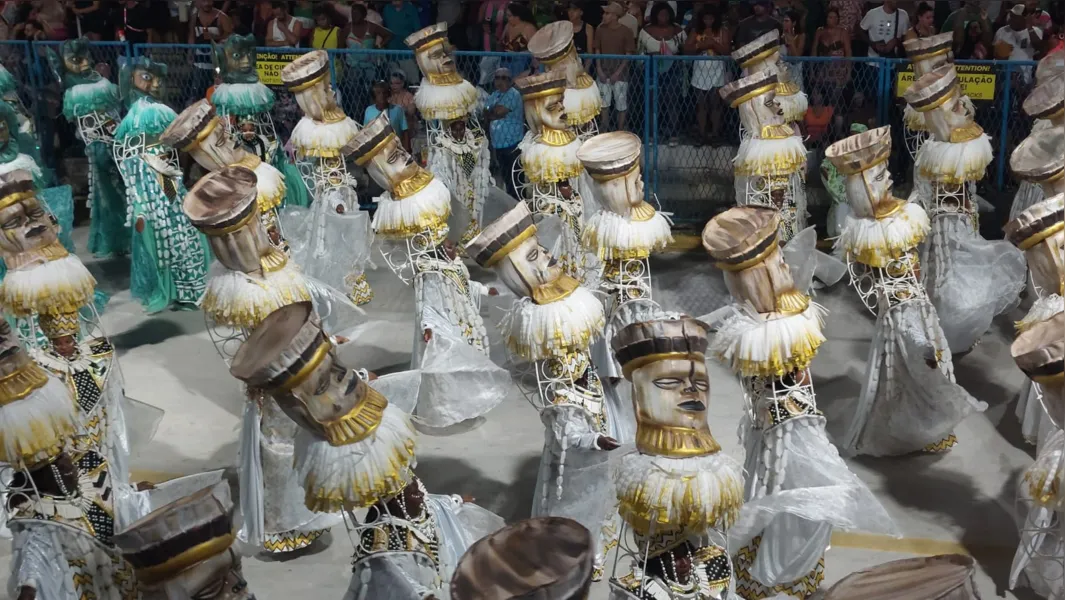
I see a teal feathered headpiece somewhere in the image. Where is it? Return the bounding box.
[214,34,259,85]
[0,101,22,161]
[119,56,168,107]
[0,65,17,97]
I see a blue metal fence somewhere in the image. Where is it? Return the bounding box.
[23,41,1036,225]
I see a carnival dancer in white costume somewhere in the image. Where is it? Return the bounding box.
[823,126,985,456]
[465,202,618,577]
[163,99,289,247]
[213,34,309,209]
[608,316,744,600]
[1010,56,1065,222]
[406,23,492,245]
[577,131,670,450]
[450,516,595,600]
[903,64,1025,354]
[514,72,593,280]
[901,33,959,163]
[1008,313,1064,600]
[229,301,503,599]
[0,320,138,600]
[1008,158,1064,448]
[700,206,896,598]
[528,21,602,139]
[182,167,339,555]
[112,57,211,314]
[47,38,128,259]
[114,481,256,600]
[280,50,372,305]
[719,71,806,242]
[348,113,508,429]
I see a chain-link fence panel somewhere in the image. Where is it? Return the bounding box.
[32,41,129,168]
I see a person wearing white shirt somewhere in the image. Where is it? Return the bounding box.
[861,0,910,64]
[994,4,1044,81]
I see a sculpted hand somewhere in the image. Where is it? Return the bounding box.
[18,586,35,600]
[135,481,156,491]
[423,328,433,343]
[461,494,476,503]
[135,216,145,233]
[488,287,499,296]
[597,436,621,450]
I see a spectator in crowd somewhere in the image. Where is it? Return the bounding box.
[1024,0,1053,31]
[995,3,1045,61]
[343,3,390,117]
[623,1,643,37]
[293,0,315,38]
[437,0,464,48]
[639,2,685,146]
[356,1,384,26]
[957,18,992,58]
[502,3,537,76]
[532,0,563,28]
[643,0,676,20]
[946,2,994,54]
[597,2,636,132]
[812,7,852,107]
[834,0,866,38]
[904,3,937,40]
[480,0,510,51]
[842,89,876,132]
[483,67,524,198]
[685,6,729,145]
[113,0,161,44]
[733,0,781,48]
[266,1,302,47]
[189,0,232,44]
[310,3,343,49]
[383,0,420,50]
[1046,18,1065,54]
[13,18,47,41]
[364,80,411,152]
[804,87,834,144]
[567,2,595,63]
[390,71,418,130]
[227,0,257,36]
[347,3,391,51]
[31,0,67,39]
[781,10,804,89]
[682,1,718,30]
[860,0,909,62]
[71,1,110,40]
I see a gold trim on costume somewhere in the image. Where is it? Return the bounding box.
[739,46,778,69]
[729,83,777,108]
[540,42,574,66]
[622,352,705,380]
[278,339,332,392]
[392,169,435,200]
[182,117,220,152]
[4,240,70,270]
[426,70,464,85]
[760,124,794,140]
[321,385,388,446]
[0,190,35,211]
[776,81,800,96]
[231,154,262,171]
[485,225,537,268]
[288,72,328,93]
[200,209,258,236]
[949,122,984,143]
[715,240,779,272]
[588,162,639,182]
[540,126,577,147]
[417,37,448,53]
[260,246,289,273]
[775,289,811,315]
[1020,221,1064,251]
[134,534,236,586]
[321,106,348,124]
[521,87,566,101]
[636,424,721,458]
[913,88,957,113]
[912,46,951,61]
[873,197,906,219]
[531,274,580,305]
[631,201,657,222]
[0,362,50,405]
[1033,371,1064,386]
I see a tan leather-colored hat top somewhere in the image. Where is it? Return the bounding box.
[464,201,536,268]
[824,554,978,600]
[825,126,892,175]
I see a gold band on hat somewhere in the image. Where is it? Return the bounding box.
[540,41,575,65]
[353,131,397,167]
[1020,221,1065,251]
[588,161,639,182]
[288,71,328,93]
[0,190,35,211]
[729,82,777,108]
[738,46,778,69]
[521,87,567,101]
[278,338,332,392]
[182,116,220,152]
[485,224,537,268]
[621,351,705,379]
[913,88,957,113]
[714,239,779,272]
[134,534,236,586]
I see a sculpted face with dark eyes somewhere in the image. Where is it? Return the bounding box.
[0,194,59,255]
[496,233,563,299]
[540,96,569,130]
[632,358,713,434]
[132,68,162,98]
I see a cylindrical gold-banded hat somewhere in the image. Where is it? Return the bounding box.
[450,517,594,600]
[528,21,575,66]
[576,131,641,181]
[903,32,954,76]
[1010,128,1065,186]
[0,169,36,212]
[514,71,568,101]
[342,110,395,167]
[404,22,448,52]
[902,63,958,113]
[230,301,330,393]
[160,99,218,152]
[612,316,710,380]
[1023,72,1065,120]
[1012,311,1065,389]
[825,125,892,176]
[464,202,537,269]
[280,50,329,93]
[719,70,778,108]
[184,166,278,275]
[113,482,236,588]
[732,30,780,70]
[1005,193,1064,252]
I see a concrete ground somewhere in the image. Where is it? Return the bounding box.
[0,227,1044,599]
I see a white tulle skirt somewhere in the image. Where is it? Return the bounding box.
[921,213,1025,353]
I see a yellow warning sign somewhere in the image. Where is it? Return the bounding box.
[896,63,996,101]
[256,51,303,87]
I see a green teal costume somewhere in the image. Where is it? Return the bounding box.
[0,64,48,181]
[48,39,130,259]
[114,58,211,313]
[212,34,309,207]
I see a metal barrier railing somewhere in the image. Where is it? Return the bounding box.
[22,41,1037,225]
